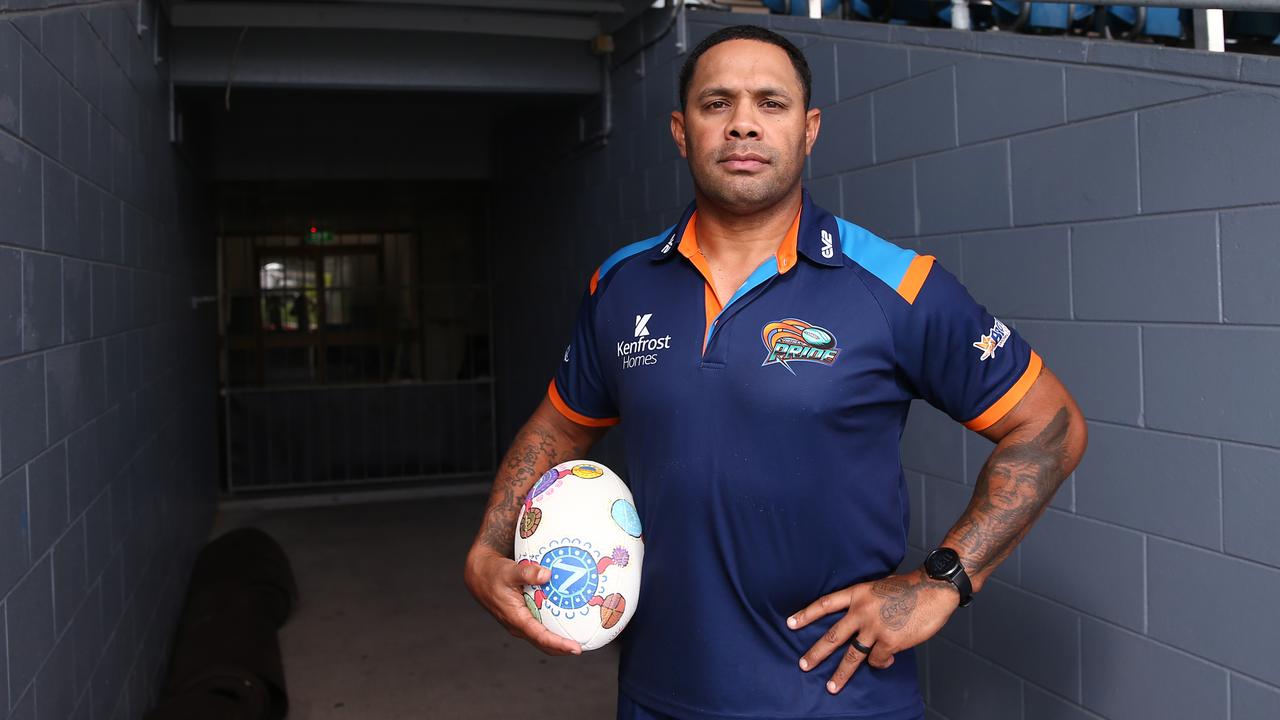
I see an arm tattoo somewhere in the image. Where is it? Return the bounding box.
[947,407,1073,576]
[476,419,587,555]
[861,410,1073,633]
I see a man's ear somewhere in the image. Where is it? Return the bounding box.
[804,107,821,156]
[671,111,688,158]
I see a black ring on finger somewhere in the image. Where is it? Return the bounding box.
[849,635,873,655]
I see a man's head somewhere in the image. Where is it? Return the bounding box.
[678,25,812,112]
[671,26,821,215]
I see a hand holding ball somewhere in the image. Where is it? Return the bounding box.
[512,461,643,651]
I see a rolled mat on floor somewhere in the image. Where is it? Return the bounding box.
[153,527,297,720]
[164,606,286,718]
[186,527,299,629]
[145,691,255,720]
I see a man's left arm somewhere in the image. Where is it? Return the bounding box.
[787,365,1088,694]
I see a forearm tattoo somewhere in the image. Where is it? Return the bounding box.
[476,419,588,555]
[947,408,1073,576]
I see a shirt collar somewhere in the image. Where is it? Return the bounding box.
[795,189,844,268]
[648,188,843,269]
[649,203,695,261]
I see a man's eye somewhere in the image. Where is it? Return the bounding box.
[762,100,784,109]
[707,100,729,110]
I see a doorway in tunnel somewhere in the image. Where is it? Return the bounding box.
[214,180,496,495]
[175,85,588,497]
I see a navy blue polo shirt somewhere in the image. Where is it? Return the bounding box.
[548,190,1041,720]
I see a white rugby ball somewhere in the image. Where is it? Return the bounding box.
[513,460,643,651]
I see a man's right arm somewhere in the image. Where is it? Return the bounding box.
[463,396,609,655]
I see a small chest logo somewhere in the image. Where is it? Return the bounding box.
[821,229,835,259]
[761,319,841,374]
[618,312,671,369]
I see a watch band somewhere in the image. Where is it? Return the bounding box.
[950,562,973,608]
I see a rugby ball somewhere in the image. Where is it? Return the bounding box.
[513,461,643,651]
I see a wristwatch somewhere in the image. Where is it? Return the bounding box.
[923,547,973,607]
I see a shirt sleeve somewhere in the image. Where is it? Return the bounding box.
[548,286,619,427]
[894,261,1042,432]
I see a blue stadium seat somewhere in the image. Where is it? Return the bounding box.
[1108,6,1186,40]
[1143,8,1185,39]
[850,0,892,21]
[994,1,1093,32]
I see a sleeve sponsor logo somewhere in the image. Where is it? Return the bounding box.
[760,318,841,375]
[973,318,1010,361]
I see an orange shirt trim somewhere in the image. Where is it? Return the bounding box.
[964,352,1044,432]
[547,379,619,427]
[897,255,935,304]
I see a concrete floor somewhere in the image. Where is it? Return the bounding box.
[212,494,620,720]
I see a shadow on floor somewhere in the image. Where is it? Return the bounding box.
[212,494,620,720]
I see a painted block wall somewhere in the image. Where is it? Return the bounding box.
[493,8,1280,719]
[0,1,218,718]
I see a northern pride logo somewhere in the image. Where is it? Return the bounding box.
[761,319,841,375]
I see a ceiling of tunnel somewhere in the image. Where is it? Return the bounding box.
[177,86,585,181]
[160,0,655,40]
[161,0,659,93]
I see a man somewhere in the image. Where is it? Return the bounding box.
[465,25,1087,720]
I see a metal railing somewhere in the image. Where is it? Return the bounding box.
[774,0,1275,51]
[223,380,496,493]
[980,0,1276,8]
[945,0,1279,50]
[216,226,499,496]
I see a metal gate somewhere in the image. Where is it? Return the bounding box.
[216,219,496,495]
[222,380,495,492]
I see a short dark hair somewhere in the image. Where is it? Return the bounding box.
[677,25,812,111]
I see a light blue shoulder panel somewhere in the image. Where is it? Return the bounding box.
[835,217,917,290]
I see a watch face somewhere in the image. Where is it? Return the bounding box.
[926,548,960,577]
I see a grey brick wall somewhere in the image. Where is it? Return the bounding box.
[0,2,217,719]
[493,8,1280,719]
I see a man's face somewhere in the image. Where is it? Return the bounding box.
[671,39,821,214]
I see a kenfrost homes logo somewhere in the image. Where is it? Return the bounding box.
[617,313,671,369]
[820,229,834,259]
[761,319,840,375]
[973,318,1011,361]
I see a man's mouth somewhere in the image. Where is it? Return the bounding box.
[720,152,770,171]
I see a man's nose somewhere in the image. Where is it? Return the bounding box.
[726,106,761,140]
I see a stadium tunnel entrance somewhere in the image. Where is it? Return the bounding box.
[172,15,647,709]
[6,0,1280,718]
